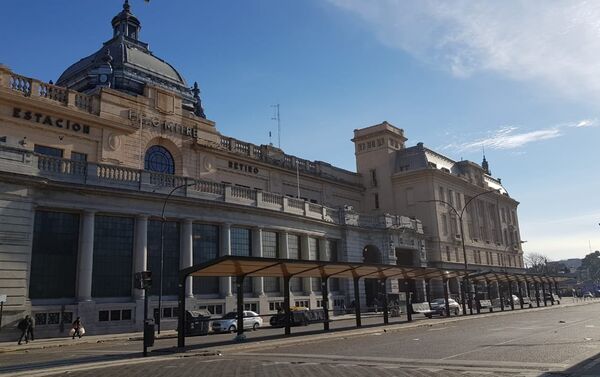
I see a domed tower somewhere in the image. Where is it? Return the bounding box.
[56,0,206,118]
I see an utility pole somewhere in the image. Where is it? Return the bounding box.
[271,104,281,148]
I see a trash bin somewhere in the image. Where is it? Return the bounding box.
[185,310,211,336]
[144,319,155,347]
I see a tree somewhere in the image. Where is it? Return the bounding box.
[524,252,550,273]
[580,250,600,281]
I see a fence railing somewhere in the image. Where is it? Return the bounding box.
[2,146,421,231]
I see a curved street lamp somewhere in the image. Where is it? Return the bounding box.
[157,181,195,334]
[419,189,497,315]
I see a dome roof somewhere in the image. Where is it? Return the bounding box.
[56,1,205,118]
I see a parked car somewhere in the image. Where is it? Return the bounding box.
[583,292,594,299]
[508,294,520,306]
[426,298,461,317]
[211,311,263,333]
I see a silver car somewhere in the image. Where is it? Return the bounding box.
[428,298,461,316]
[211,311,263,333]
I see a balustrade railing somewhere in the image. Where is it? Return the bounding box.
[96,164,140,183]
[262,192,283,206]
[149,172,186,188]
[0,146,356,225]
[287,197,304,210]
[10,74,31,96]
[231,186,256,201]
[74,93,92,112]
[193,180,224,196]
[37,154,86,177]
[38,82,67,104]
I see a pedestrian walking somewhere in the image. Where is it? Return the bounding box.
[17,315,30,345]
[71,317,84,339]
[26,315,34,341]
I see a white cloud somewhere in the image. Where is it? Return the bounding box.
[328,0,600,101]
[444,126,561,152]
[572,119,597,128]
[441,117,594,152]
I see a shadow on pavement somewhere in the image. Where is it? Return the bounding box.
[152,319,412,354]
[539,351,600,376]
[0,352,142,374]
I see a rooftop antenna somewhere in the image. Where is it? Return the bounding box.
[271,104,280,148]
[269,131,272,146]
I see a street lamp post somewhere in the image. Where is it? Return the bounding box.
[157,181,195,334]
[420,189,497,315]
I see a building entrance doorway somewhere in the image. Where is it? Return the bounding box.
[363,245,381,306]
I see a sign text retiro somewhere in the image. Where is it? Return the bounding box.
[128,109,199,139]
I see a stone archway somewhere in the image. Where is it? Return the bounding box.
[363,245,381,307]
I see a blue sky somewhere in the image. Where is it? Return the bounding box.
[2,0,599,261]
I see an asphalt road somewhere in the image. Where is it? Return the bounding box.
[3,302,600,376]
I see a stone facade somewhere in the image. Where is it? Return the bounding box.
[0,2,522,340]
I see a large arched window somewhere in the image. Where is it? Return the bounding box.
[144,145,175,174]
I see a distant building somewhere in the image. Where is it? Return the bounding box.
[353,123,524,293]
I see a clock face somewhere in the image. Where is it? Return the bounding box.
[99,74,108,83]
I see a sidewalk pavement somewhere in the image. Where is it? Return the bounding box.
[0,297,596,356]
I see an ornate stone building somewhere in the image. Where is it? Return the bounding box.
[0,2,426,339]
[0,2,523,339]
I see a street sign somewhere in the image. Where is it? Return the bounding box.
[0,295,6,303]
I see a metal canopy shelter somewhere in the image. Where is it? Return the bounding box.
[175,257,565,348]
[466,270,569,311]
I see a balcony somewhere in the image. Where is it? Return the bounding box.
[0,145,421,233]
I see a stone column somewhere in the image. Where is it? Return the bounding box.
[181,219,193,298]
[219,223,232,297]
[252,227,264,296]
[133,215,148,300]
[77,210,95,302]
[301,235,312,294]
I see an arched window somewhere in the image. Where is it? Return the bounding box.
[144,145,175,174]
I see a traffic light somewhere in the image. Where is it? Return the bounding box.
[134,271,152,290]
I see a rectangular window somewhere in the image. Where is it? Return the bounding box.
[147,220,179,296]
[34,144,63,158]
[441,214,448,236]
[262,230,280,292]
[287,234,300,259]
[370,169,377,187]
[290,277,302,292]
[374,193,379,209]
[445,246,451,261]
[122,309,132,320]
[455,192,462,209]
[98,311,109,322]
[71,152,87,162]
[193,223,220,295]
[454,248,460,262]
[312,278,322,292]
[30,211,79,299]
[326,239,338,262]
[448,189,454,206]
[110,310,121,321]
[93,216,135,297]
[308,237,319,260]
[439,186,445,202]
[231,227,251,256]
[262,231,278,258]
[243,303,258,312]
